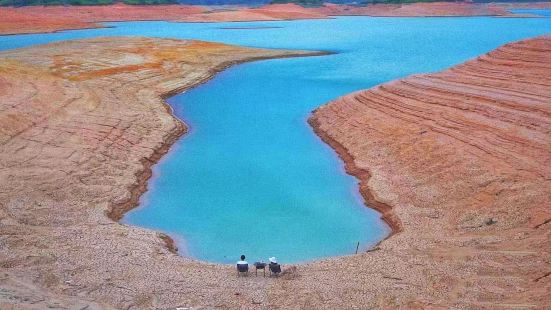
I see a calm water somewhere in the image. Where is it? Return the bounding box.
[1,16,550,264]
[511,8,551,17]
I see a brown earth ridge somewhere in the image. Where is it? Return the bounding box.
[2,2,551,35]
[310,35,551,308]
[0,34,550,308]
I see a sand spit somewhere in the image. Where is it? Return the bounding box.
[2,2,551,35]
[0,37,325,308]
[309,35,551,308]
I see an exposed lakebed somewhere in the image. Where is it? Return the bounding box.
[1,15,550,263]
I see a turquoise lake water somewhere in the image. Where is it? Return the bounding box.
[511,8,551,17]
[1,15,550,264]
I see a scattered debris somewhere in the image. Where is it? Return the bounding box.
[534,271,551,282]
[534,218,551,229]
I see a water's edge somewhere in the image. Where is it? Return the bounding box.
[308,116,401,243]
[105,50,336,256]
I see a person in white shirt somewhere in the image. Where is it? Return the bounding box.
[237,254,248,266]
[236,254,249,276]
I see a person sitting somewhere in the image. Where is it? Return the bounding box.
[268,257,281,277]
[236,254,249,276]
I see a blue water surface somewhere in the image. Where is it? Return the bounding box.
[1,16,550,263]
[511,8,551,17]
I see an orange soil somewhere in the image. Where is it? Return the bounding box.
[320,2,507,16]
[2,2,551,35]
[0,3,205,35]
[0,8,97,35]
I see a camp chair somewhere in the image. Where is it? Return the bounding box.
[236,263,249,277]
[269,263,281,277]
[254,262,267,277]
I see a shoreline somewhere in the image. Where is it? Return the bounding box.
[308,117,402,239]
[305,34,551,307]
[106,51,332,256]
[1,33,550,308]
[1,2,551,36]
[0,38,342,307]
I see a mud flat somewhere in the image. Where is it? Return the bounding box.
[2,2,551,35]
[0,34,550,308]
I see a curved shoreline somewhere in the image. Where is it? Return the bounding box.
[105,51,332,255]
[3,37,374,308]
[308,117,402,238]
[306,35,551,308]
[1,33,550,308]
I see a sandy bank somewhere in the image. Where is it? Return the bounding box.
[1,2,551,35]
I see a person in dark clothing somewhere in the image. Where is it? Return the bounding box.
[236,254,249,276]
[268,257,281,276]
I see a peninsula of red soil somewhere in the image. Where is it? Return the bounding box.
[1,2,551,35]
[310,35,551,308]
[1,33,550,308]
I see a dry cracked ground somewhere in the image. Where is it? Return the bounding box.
[0,35,550,309]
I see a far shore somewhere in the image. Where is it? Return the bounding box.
[1,2,551,35]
